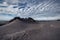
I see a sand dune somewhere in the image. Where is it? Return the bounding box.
[0,17,60,40]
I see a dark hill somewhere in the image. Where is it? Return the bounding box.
[9,17,36,23]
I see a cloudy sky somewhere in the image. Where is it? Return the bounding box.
[18,0,60,20]
[0,0,60,21]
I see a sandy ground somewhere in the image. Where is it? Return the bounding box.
[0,19,60,40]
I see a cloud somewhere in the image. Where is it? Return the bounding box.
[18,0,60,20]
[0,0,60,21]
[0,15,15,21]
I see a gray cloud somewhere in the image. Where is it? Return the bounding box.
[18,0,60,20]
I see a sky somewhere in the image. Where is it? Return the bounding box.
[0,0,60,21]
[18,0,60,20]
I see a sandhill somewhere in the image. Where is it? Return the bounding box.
[0,17,60,40]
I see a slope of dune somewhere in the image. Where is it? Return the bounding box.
[0,17,60,40]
